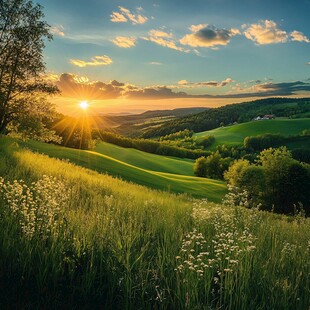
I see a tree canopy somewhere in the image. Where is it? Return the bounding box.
[0,0,58,140]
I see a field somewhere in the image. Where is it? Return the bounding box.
[9,138,226,202]
[0,136,309,309]
[194,118,310,149]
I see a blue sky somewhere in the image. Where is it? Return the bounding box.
[36,0,310,114]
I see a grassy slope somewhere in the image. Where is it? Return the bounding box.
[94,142,194,176]
[10,138,226,202]
[194,118,310,149]
[0,136,309,310]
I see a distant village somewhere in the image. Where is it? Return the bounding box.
[253,114,275,121]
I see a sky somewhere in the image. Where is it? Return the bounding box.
[36,0,310,115]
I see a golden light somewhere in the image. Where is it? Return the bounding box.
[79,100,89,110]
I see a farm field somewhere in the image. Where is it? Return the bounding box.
[194,118,310,149]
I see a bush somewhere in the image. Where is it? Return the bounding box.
[194,157,207,177]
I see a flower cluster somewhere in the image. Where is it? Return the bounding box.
[176,201,257,284]
[222,184,250,208]
[0,175,69,238]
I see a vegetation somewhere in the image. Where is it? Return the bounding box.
[142,98,310,138]
[225,147,310,214]
[0,137,309,309]
[195,118,310,150]
[244,133,308,151]
[94,130,212,159]
[0,0,59,141]
[3,137,226,201]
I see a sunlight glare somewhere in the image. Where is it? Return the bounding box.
[79,101,89,110]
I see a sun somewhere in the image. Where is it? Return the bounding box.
[79,100,89,110]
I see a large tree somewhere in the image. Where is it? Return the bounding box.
[0,0,58,135]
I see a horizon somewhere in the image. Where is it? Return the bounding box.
[35,0,310,115]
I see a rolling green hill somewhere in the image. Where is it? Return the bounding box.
[194,118,310,149]
[2,137,226,202]
[142,98,310,138]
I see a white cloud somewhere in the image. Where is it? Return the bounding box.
[70,55,113,67]
[112,36,136,48]
[180,24,239,48]
[50,25,65,37]
[290,30,310,43]
[144,29,188,52]
[243,20,288,44]
[110,6,148,25]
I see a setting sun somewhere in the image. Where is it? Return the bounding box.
[79,100,89,110]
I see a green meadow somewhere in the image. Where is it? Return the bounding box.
[194,118,310,149]
[10,138,226,202]
[0,136,309,309]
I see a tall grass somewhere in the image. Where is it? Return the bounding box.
[0,137,309,309]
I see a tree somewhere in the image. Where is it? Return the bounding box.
[194,156,207,177]
[0,0,58,136]
[224,159,250,186]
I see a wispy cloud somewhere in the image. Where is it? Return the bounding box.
[50,25,65,37]
[290,30,310,43]
[178,78,234,88]
[180,24,240,48]
[69,55,113,67]
[144,29,188,52]
[112,36,136,48]
[148,61,163,65]
[110,6,148,25]
[243,20,288,44]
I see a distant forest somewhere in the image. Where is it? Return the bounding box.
[142,98,310,138]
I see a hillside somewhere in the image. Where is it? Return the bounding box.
[142,98,310,138]
[3,137,226,202]
[97,107,209,137]
[194,118,310,149]
[1,135,309,309]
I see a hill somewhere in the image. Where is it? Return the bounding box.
[194,118,310,149]
[0,135,309,309]
[2,137,226,202]
[96,107,209,137]
[142,97,310,138]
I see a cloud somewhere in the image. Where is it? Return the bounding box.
[112,36,136,48]
[110,6,148,25]
[69,55,113,67]
[110,12,128,23]
[50,25,65,37]
[177,78,234,88]
[53,73,310,101]
[127,80,310,99]
[290,30,310,43]
[180,24,240,48]
[144,29,188,52]
[243,20,288,44]
[148,61,163,65]
[56,73,128,99]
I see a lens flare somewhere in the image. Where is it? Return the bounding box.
[79,101,89,110]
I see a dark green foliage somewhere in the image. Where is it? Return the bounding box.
[0,0,58,134]
[292,148,310,163]
[205,153,232,179]
[199,135,215,148]
[194,157,207,177]
[93,130,212,159]
[142,98,310,138]
[244,133,310,151]
[160,129,193,141]
[226,147,310,214]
